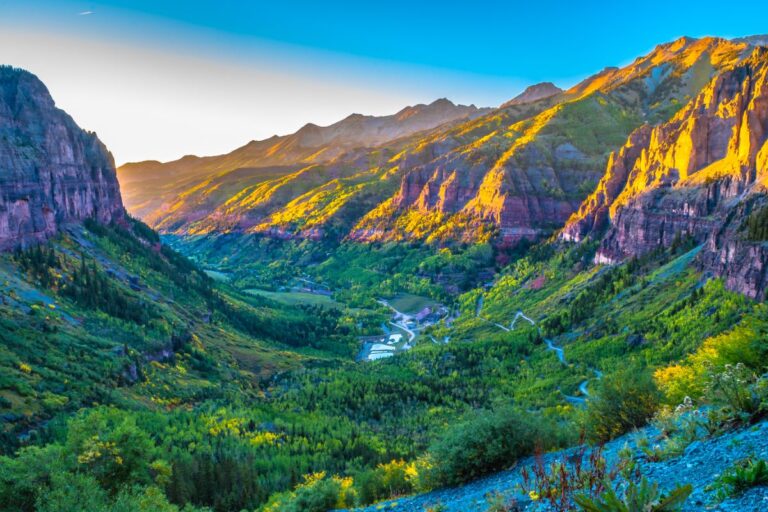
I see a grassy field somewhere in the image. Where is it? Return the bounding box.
[244,288,342,308]
[387,292,439,314]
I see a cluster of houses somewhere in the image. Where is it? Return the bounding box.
[365,333,407,361]
[396,305,448,329]
[359,302,451,362]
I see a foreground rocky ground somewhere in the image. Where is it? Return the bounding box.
[347,419,768,512]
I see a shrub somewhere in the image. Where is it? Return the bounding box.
[259,472,356,512]
[65,407,158,494]
[424,408,563,488]
[655,323,767,405]
[355,459,416,504]
[704,364,767,424]
[708,457,768,501]
[574,477,692,511]
[639,399,705,462]
[35,472,109,512]
[519,444,630,512]
[0,445,66,512]
[585,370,660,443]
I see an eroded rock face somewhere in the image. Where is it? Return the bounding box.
[565,48,768,298]
[561,125,653,242]
[0,67,124,250]
[351,36,759,245]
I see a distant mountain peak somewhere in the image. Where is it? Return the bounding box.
[501,82,563,107]
[430,97,455,107]
[733,34,768,47]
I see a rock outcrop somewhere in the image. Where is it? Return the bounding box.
[561,125,653,241]
[0,66,124,250]
[563,48,768,298]
[118,36,768,250]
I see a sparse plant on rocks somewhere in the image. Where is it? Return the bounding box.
[638,398,705,462]
[707,456,768,502]
[484,491,520,511]
[574,477,692,512]
[706,363,766,422]
[519,443,631,512]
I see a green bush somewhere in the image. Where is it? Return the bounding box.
[705,364,768,424]
[585,370,660,443]
[259,473,355,512]
[575,477,692,511]
[424,408,563,488]
[355,460,415,504]
[709,457,768,501]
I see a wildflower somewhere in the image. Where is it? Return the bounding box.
[529,490,540,501]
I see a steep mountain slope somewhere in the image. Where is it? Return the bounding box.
[563,46,768,298]
[4,53,768,512]
[0,67,351,434]
[351,36,755,244]
[127,36,763,247]
[0,66,124,249]
[117,99,487,223]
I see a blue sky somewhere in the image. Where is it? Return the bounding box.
[1,0,766,163]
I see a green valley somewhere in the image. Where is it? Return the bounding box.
[2,18,768,512]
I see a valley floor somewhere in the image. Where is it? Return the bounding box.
[348,419,768,512]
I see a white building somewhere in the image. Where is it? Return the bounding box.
[368,352,395,361]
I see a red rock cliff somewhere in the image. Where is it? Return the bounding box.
[0,66,124,249]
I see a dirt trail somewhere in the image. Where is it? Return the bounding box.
[503,307,602,404]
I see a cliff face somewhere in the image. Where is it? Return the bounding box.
[0,66,124,250]
[349,36,757,245]
[121,37,759,244]
[563,48,768,298]
[560,125,653,241]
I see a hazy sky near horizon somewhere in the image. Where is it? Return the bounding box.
[1,0,767,164]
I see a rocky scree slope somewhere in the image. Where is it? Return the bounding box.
[346,419,768,512]
[562,47,768,299]
[0,66,124,250]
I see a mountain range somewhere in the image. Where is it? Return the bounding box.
[120,36,762,245]
[2,33,768,512]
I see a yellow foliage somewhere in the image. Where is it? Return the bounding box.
[249,431,283,447]
[18,362,32,374]
[655,322,763,404]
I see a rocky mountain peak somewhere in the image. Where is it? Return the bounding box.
[560,48,768,297]
[733,34,768,47]
[0,66,124,249]
[502,82,563,107]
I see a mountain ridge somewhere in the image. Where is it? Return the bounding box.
[117,98,489,220]
[562,46,768,297]
[120,35,768,246]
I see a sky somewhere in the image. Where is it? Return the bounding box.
[1,0,767,165]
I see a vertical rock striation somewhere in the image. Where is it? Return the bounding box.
[563,48,768,298]
[0,66,124,250]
